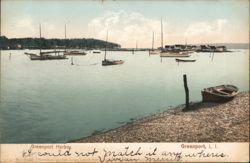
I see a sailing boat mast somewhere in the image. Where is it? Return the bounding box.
[64,24,67,52]
[152,31,154,50]
[104,30,109,61]
[39,23,42,55]
[161,19,163,50]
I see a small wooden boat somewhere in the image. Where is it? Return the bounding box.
[102,59,124,66]
[176,58,196,62]
[201,85,239,102]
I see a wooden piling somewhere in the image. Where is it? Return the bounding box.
[211,50,215,61]
[183,74,189,109]
[71,57,74,65]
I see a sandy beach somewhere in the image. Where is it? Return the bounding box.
[74,92,249,143]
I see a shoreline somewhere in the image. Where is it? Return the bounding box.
[73,92,249,143]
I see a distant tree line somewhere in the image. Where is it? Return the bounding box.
[0,36,121,50]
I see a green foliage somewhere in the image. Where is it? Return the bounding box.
[0,36,9,49]
[0,36,121,49]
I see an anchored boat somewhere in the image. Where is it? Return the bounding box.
[159,19,191,58]
[93,50,101,54]
[26,24,67,60]
[102,59,124,66]
[102,30,124,66]
[63,24,86,56]
[149,31,159,55]
[64,50,86,55]
[30,54,67,60]
[160,51,191,57]
[201,85,239,102]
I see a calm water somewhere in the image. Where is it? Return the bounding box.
[0,49,249,143]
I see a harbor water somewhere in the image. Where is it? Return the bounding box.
[0,49,249,143]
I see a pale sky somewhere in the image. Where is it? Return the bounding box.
[1,0,249,48]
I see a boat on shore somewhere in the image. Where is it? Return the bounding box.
[176,58,196,62]
[201,85,239,102]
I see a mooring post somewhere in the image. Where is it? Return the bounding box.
[183,74,189,109]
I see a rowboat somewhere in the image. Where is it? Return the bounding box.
[201,85,239,102]
[176,58,196,62]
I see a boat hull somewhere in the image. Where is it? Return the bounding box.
[30,55,68,60]
[176,58,196,62]
[102,60,124,66]
[160,52,191,57]
[201,85,239,102]
[149,50,159,55]
[64,51,86,55]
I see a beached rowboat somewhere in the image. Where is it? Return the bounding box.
[201,85,239,102]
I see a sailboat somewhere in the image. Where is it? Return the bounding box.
[149,31,159,55]
[64,24,86,56]
[102,30,124,66]
[29,24,67,60]
[160,19,190,58]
